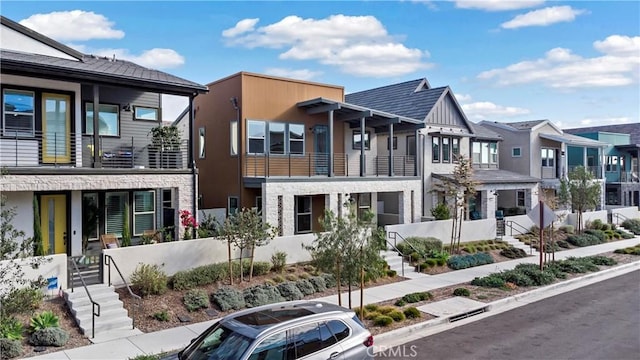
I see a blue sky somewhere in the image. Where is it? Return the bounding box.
[2,1,639,129]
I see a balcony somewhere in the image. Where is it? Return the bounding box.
[0,131,189,170]
[567,165,603,179]
[243,153,416,178]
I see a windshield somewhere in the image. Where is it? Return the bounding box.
[182,324,252,360]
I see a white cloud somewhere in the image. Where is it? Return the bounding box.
[161,95,189,122]
[453,0,544,11]
[70,45,185,69]
[477,35,640,88]
[222,15,432,77]
[20,10,124,41]
[501,6,586,29]
[579,117,632,126]
[462,101,530,120]
[222,18,259,38]
[264,68,323,81]
[455,93,472,102]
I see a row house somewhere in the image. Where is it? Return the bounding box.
[194,72,423,236]
[565,124,640,207]
[346,79,539,220]
[0,16,207,257]
[480,120,608,209]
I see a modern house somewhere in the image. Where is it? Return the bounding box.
[480,119,608,208]
[0,16,208,257]
[564,124,640,207]
[194,72,424,236]
[346,79,539,220]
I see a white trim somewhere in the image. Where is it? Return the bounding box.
[512,147,522,157]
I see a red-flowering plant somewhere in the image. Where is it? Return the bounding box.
[179,209,198,239]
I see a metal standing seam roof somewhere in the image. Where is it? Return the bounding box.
[469,121,503,141]
[539,132,608,147]
[564,123,640,145]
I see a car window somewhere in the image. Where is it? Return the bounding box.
[183,324,251,360]
[326,320,350,342]
[290,322,324,358]
[248,331,287,360]
[318,322,337,347]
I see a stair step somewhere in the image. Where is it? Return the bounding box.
[76,308,129,327]
[79,316,133,335]
[73,299,125,318]
[90,328,143,344]
[67,291,120,308]
[65,285,114,300]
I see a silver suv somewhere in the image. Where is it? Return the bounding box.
[167,300,374,360]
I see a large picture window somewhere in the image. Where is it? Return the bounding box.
[472,141,498,166]
[352,130,370,150]
[134,106,158,121]
[541,148,555,167]
[289,124,304,154]
[605,156,618,172]
[3,89,35,136]
[269,122,286,154]
[133,191,155,235]
[248,121,305,155]
[295,196,312,234]
[85,103,119,136]
[105,192,128,237]
[248,120,266,154]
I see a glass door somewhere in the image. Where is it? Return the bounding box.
[42,93,71,163]
[313,125,328,175]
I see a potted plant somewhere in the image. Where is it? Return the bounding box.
[149,125,183,168]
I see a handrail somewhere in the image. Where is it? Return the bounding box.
[505,220,534,254]
[612,212,631,226]
[387,231,422,276]
[383,238,407,277]
[103,254,141,330]
[68,257,100,339]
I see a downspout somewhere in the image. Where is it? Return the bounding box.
[189,94,197,238]
[92,85,101,167]
[419,131,425,218]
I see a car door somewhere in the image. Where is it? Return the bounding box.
[290,322,344,360]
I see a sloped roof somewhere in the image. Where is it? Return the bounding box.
[469,121,503,141]
[505,120,548,130]
[0,16,207,95]
[564,123,640,145]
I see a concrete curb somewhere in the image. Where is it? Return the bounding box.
[373,260,640,352]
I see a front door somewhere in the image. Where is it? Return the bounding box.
[41,194,67,255]
[42,93,71,164]
[313,125,328,175]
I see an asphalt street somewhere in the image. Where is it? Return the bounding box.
[376,270,640,360]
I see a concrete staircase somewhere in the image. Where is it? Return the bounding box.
[500,235,540,257]
[380,249,423,279]
[63,284,141,342]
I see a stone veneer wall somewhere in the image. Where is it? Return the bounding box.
[263,178,422,236]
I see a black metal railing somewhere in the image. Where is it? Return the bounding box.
[243,153,416,178]
[68,256,100,339]
[104,255,141,330]
[505,220,534,254]
[0,130,79,167]
[612,212,631,225]
[387,231,421,276]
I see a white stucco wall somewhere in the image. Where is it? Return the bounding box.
[2,191,34,240]
[0,254,67,294]
[566,210,608,228]
[610,207,640,224]
[385,218,497,244]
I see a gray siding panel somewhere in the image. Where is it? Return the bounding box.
[427,95,465,127]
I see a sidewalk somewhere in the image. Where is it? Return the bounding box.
[29,238,640,360]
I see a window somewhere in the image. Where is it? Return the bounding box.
[105,192,128,237]
[289,124,305,154]
[473,141,498,165]
[432,137,440,162]
[248,332,287,360]
[162,189,172,208]
[290,322,324,358]
[247,120,265,154]
[198,127,205,159]
[230,120,238,156]
[541,148,555,167]
[452,138,460,161]
[387,136,398,150]
[85,103,119,136]
[352,130,370,150]
[134,106,158,121]
[190,324,251,360]
[255,196,262,214]
[353,193,371,219]
[3,89,35,136]
[133,191,155,235]
[472,142,481,164]
[442,137,450,163]
[407,135,416,156]
[489,143,498,164]
[517,190,526,207]
[606,156,618,172]
[326,320,350,342]
[295,196,312,234]
[512,147,522,157]
[82,193,99,241]
[228,196,239,215]
[269,122,286,154]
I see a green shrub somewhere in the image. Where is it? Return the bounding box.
[500,247,527,259]
[409,251,421,263]
[431,203,451,220]
[271,251,287,273]
[556,240,570,248]
[309,276,327,292]
[566,234,602,247]
[463,245,476,253]
[0,287,43,316]
[276,282,304,301]
[243,284,284,308]
[499,269,534,287]
[296,279,316,296]
[590,219,604,230]
[453,288,470,297]
[424,258,437,267]
[585,255,617,266]
[29,311,59,332]
[29,327,69,347]
[212,287,245,311]
[0,317,23,340]
[471,274,506,288]
[251,262,273,276]
[403,307,421,319]
[621,219,640,235]
[272,275,285,283]
[131,263,168,296]
[400,292,432,304]
[386,269,397,277]
[365,311,381,320]
[616,229,635,239]
[298,272,311,280]
[394,299,407,307]
[285,274,298,282]
[615,245,640,255]
[364,304,379,312]
[401,237,443,260]
[584,229,607,243]
[447,253,494,270]
[373,315,394,327]
[322,273,337,288]
[0,338,22,359]
[387,310,406,322]
[602,223,611,231]
[559,225,574,234]
[377,306,395,315]
[129,355,163,360]
[170,263,227,290]
[152,310,169,322]
[183,289,209,312]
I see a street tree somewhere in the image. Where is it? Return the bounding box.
[567,166,601,234]
[432,156,478,254]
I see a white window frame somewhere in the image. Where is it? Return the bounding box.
[288,123,305,155]
[3,89,35,136]
[269,122,286,155]
[442,137,450,163]
[516,190,526,207]
[352,130,371,150]
[133,190,156,236]
[247,120,266,154]
[452,138,460,162]
[134,106,159,121]
[295,196,312,234]
[105,192,128,237]
[198,127,205,159]
[228,196,239,215]
[541,148,555,167]
[512,147,522,157]
[432,136,440,162]
[230,120,238,156]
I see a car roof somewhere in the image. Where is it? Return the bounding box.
[220,301,354,339]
